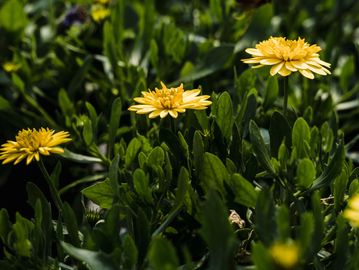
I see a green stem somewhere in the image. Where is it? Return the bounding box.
[38,159,63,212]
[282,76,289,117]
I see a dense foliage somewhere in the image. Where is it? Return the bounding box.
[1,0,359,269]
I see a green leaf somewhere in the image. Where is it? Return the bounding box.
[108,97,122,158]
[276,205,290,241]
[254,188,275,246]
[298,212,315,260]
[321,122,334,153]
[62,203,80,247]
[176,45,234,83]
[309,141,345,192]
[296,158,316,188]
[252,242,274,270]
[147,146,165,167]
[133,169,153,204]
[61,242,118,270]
[292,117,311,159]
[269,111,291,157]
[109,154,120,200]
[82,116,94,146]
[230,173,258,208]
[236,91,257,138]
[213,92,233,141]
[334,169,349,211]
[125,137,142,167]
[148,237,179,270]
[193,130,205,177]
[178,131,190,161]
[0,0,28,33]
[61,148,102,164]
[200,190,235,270]
[68,56,93,97]
[13,213,34,257]
[0,209,11,243]
[264,76,279,108]
[200,152,229,194]
[249,120,275,175]
[123,234,138,269]
[81,179,114,209]
[332,216,349,269]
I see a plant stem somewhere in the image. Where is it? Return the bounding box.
[282,76,289,117]
[38,159,63,212]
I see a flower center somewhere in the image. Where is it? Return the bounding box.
[155,87,183,109]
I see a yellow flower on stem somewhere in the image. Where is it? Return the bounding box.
[2,62,21,73]
[343,194,359,227]
[269,241,299,269]
[241,37,331,79]
[128,81,212,119]
[91,4,110,22]
[0,128,71,165]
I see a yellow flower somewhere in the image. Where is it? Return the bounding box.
[91,5,110,22]
[241,37,331,79]
[128,81,212,119]
[269,241,299,269]
[2,62,21,73]
[343,194,359,227]
[94,0,110,4]
[0,128,71,165]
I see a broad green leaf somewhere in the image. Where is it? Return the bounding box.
[332,217,349,270]
[148,237,179,270]
[61,242,118,270]
[264,76,279,108]
[0,209,11,243]
[296,158,316,188]
[200,152,229,194]
[321,122,334,153]
[269,111,291,157]
[200,190,235,270]
[61,148,102,164]
[309,141,345,192]
[213,92,233,141]
[230,173,258,208]
[82,116,94,146]
[0,0,28,33]
[334,169,349,211]
[292,117,311,159]
[178,131,190,161]
[123,234,138,269]
[13,213,34,257]
[108,97,122,158]
[125,137,142,167]
[276,205,290,241]
[249,120,275,175]
[133,169,153,204]
[298,212,314,260]
[134,209,150,264]
[109,154,120,200]
[252,242,274,270]
[62,203,80,247]
[237,92,257,138]
[147,146,165,167]
[349,179,359,196]
[81,179,114,209]
[254,188,275,246]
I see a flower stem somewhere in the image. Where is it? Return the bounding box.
[282,76,289,117]
[38,159,63,212]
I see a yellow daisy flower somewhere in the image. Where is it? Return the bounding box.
[2,62,21,73]
[0,128,71,165]
[343,194,359,227]
[91,5,110,22]
[269,241,299,269]
[128,81,212,119]
[241,37,331,79]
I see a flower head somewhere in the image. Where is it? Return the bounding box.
[0,128,71,165]
[343,194,359,227]
[128,81,212,119]
[269,241,299,269]
[91,5,110,22]
[241,37,331,79]
[2,62,21,73]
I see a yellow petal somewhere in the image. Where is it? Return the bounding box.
[299,69,314,79]
[270,62,284,76]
